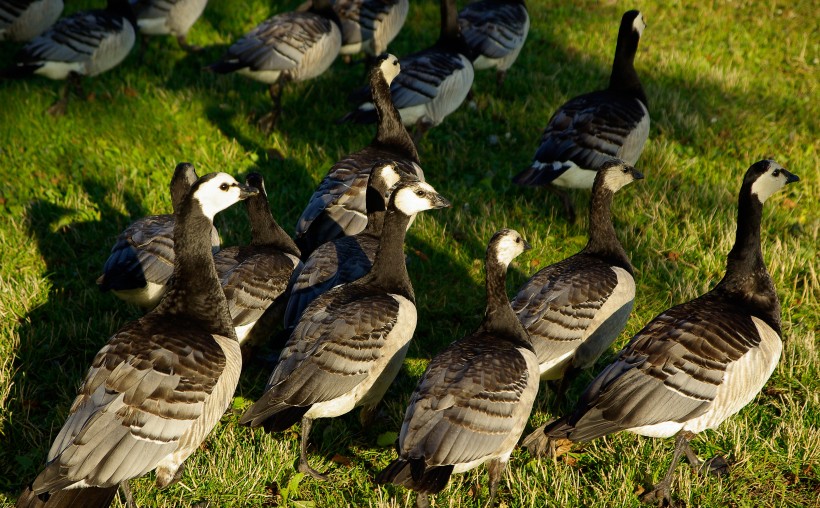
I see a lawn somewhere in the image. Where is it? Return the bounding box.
[0,0,817,506]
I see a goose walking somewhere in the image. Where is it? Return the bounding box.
[377,229,538,508]
[294,54,422,255]
[513,10,649,221]
[130,0,208,51]
[240,170,450,480]
[0,0,63,41]
[15,171,257,508]
[511,160,642,401]
[0,0,137,115]
[208,0,342,132]
[334,0,408,61]
[523,160,799,506]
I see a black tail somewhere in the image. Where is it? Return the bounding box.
[376,458,454,495]
[512,164,562,187]
[239,396,309,434]
[16,485,118,508]
[206,60,246,74]
[0,64,40,80]
[337,107,377,125]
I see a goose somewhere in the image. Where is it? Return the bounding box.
[15,171,257,508]
[377,229,538,508]
[341,0,475,140]
[522,160,799,506]
[239,171,451,480]
[511,160,642,402]
[334,0,409,61]
[457,0,529,87]
[284,161,403,332]
[294,53,422,256]
[96,162,220,310]
[0,0,63,42]
[130,0,208,52]
[512,10,649,221]
[207,0,342,133]
[213,173,302,347]
[0,0,137,116]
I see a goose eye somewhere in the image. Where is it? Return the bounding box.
[415,190,425,197]
[772,169,780,177]
[515,237,521,243]
[219,183,230,191]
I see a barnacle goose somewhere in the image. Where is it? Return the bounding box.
[130,0,208,51]
[97,162,220,309]
[239,171,451,480]
[523,160,799,505]
[213,173,302,347]
[512,160,642,400]
[0,0,63,41]
[294,53,422,255]
[15,172,257,508]
[208,0,342,132]
[377,228,537,508]
[334,0,408,60]
[457,0,529,87]
[513,10,649,221]
[0,0,136,115]
[341,0,475,139]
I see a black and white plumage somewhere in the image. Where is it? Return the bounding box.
[294,54,422,255]
[523,160,799,505]
[513,10,649,218]
[208,0,341,132]
[341,0,475,138]
[130,0,208,51]
[97,162,220,309]
[457,0,529,87]
[213,173,302,347]
[0,0,63,42]
[377,229,538,508]
[334,0,408,58]
[512,160,642,395]
[15,171,257,508]
[240,172,451,480]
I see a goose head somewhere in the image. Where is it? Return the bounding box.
[191,172,258,220]
[365,162,404,213]
[596,159,644,193]
[746,160,800,204]
[488,228,531,268]
[374,53,401,87]
[390,180,451,216]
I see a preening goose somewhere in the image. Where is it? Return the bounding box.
[377,229,537,508]
[130,0,208,51]
[240,171,451,480]
[0,0,63,41]
[523,160,799,506]
[295,53,422,255]
[97,162,220,309]
[208,0,341,132]
[213,173,302,347]
[334,0,408,60]
[513,10,649,221]
[457,0,529,87]
[1,0,136,115]
[341,0,475,139]
[511,160,642,400]
[15,171,257,508]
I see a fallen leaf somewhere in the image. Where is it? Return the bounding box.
[123,87,139,98]
[634,485,645,496]
[666,251,681,261]
[413,249,430,262]
[552,438,573,458]
[331,454,351,466]
[562,455,578,466]
[781,198,797,209]
[530,259,541,268]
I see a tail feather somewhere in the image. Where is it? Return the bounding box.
[1,64,41,80]
[206,60,247,75]
[512,162,565,187]
[16,485,118,508]
[376,458,454,495]
[239,395,309,434]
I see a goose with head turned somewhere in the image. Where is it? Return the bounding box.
[15,171,257,508]
[240,170,450,480]
[377,229,537,508]
[513,10,649,221]
[0,0,63,41]
[523,160,799,506]
[130,0,209,52]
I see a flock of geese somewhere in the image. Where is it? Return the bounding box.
[2,0,802,507]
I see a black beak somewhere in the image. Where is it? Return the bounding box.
[237,184,259,199]
[523,240,532,251]
[432,193,451,209]
[783,170,800,184]
[631,168,645,180]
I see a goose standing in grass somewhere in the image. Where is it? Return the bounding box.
[208,0,341,133]
[97,162,220,310]
[0,0,63,41]
[240,172,450,480]
[457,0,529,88]
[377,229,538,508]
[334,0,408,63]
[523,160,799,506]
[0,0,136,116]
[130,0,208,52]
[295,53,422,255]
[15,171,257,508]
[213,173,302,348]
[341,0,475,140]
[511,160,642,402]
[513,10,648,221]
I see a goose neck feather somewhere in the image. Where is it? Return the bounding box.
[608,12,646,107]
[371,65,418,162]
[582,185,632,273]
[247,189,301,257]
[481,247,532,349]
[357,208,414,302]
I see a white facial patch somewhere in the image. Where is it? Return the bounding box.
[194,173,244,220]
[632,12,646,37]
[393,182,439,215]
[751,165,787,203]
[602,166,637,193]
[494,231,526,267]
[380,54,401,86]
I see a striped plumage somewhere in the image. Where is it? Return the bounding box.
[15,172,257,508]
[295,54,422,255]
[130,0,208,51]
[334,0,408,57]
[523,160,799,506]
[457,0,529,86]
[97,162,220,309]
[0,0,63,41]
[377,229,538,508]
[240,173,450,480]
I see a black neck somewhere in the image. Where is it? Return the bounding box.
[582,185,632,272]
[608,24,646,105]
[480,254,531,347]
[358,208,414,301]
[247,193,300,256]
[439,0,459,43]
[371,69,418,162]
[361,210,386,236]
[311,0,342,27]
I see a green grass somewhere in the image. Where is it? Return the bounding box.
[1,0,818,506]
